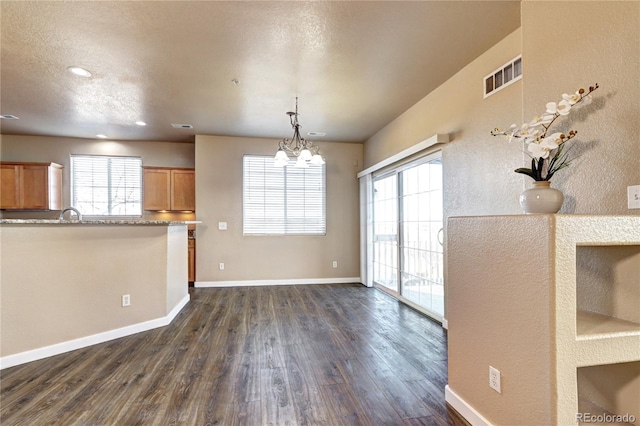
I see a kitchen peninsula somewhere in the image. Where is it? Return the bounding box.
[0,219,197,369]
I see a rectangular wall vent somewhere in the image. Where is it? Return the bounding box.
[171,123,193,129]
[484,55,522,98]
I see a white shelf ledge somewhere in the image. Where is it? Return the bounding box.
[576,309,640,339]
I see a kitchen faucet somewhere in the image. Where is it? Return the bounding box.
[59,207,82,221]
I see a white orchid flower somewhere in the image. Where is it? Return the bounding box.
[556,99,572,115]
[546,100,571,116]
[528,132,564,159]
[546,102,558,114]
[528,116,545,127]
[491,83,599,181]
[574,95,593,109]
[529,114,554,127]
[527,142,551,159]
[562,92,581,105]
[541,132,564,149]
[521,128,543,143]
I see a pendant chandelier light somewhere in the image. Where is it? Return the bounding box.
[273,97,325,168]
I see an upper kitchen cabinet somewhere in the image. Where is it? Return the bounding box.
[0,162,63,210]
[143,167,195,211]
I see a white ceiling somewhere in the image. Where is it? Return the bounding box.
[0,1,520,143]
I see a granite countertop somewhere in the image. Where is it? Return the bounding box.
[0,219,201,225]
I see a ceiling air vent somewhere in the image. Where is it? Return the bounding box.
[0,114,19,119]
[484,55,522,98]
[171,123,193,129]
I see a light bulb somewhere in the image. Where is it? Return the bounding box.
[310,154,325,165]
[294,157,309,168]
[299,149,312,161]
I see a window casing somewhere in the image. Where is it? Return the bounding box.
[243,155,326,235]
[70,155,142,217]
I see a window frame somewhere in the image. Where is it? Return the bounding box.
[242,154,326,236]
[70,154,143,218]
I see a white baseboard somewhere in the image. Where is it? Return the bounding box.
[442,318,449,330]
[195,277,362,288]
[445,385,492,426]
[0,294,190,370]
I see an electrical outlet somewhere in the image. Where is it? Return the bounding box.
[122,294,131,307]
[489,366,501,393]
[628,185,640,209]
[219,262,225,270]
[332,261,338,268]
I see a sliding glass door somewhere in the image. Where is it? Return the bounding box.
[372,174,398,292]
[372,153,444,320]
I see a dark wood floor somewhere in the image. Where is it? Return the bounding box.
[1,284,466,425]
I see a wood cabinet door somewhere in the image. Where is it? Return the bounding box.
[0,165,20,209]
[143,168,171,211]
[188,240,195,282]
[20,165,49,209]
[171,170,195,211]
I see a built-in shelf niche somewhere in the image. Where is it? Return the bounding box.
[576,245,640,338]
[577,361,640,425]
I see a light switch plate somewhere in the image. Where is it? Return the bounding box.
[628,185,640,209]
[218,222,228,230]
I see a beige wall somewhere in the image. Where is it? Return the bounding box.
[447,215,554,425]
[0,134,195,220]
[447,215,640,425]
[365,1,640,218]
[195,135,363,282]
[363,1,639,425]
[365,28,524,218]
[0,224,188,358]
[521,0,640,215]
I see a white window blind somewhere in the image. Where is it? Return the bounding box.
[243,155,326,235]
[71,155,142,216]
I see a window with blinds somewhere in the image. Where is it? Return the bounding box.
[70,155,142,216]
[243,155,326,235]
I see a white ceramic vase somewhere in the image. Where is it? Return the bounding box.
[520,181,564,214]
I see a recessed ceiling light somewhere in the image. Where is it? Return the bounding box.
[307,132,325,137]
[96,134,108,139]
[0,114,19,119]
[135,121,147,126]
[67,66,92,77]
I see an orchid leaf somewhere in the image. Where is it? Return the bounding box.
[514,168,535,179]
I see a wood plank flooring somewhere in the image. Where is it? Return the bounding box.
[1,284,467,425]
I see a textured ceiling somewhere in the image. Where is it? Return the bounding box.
[0,1,520,143]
